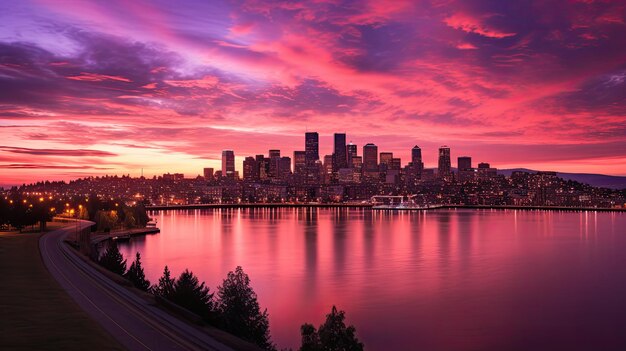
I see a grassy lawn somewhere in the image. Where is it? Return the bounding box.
[0,224,124,350]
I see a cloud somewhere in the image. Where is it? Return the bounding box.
[443,13,516,38]
[0,146,117,157]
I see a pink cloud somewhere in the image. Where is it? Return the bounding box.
[444,13,517,38]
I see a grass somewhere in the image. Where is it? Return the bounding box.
[0,223,124,350]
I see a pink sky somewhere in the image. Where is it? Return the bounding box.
[1,0,625,185]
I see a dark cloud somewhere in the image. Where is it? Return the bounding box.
[0,146,117,157]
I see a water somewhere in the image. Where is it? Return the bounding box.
[117,208,626,350]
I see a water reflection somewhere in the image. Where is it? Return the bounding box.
[117,208,626,351]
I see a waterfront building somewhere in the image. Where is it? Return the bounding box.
[222,150,236,180]
[363,143,378,179]
[438,146,451,179]
[333,133,347,172]
[347,142,357,167]
[203,168,214,181]
[305,132,320,184]
[294,151,306,175]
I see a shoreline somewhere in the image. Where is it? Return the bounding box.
[146,203,626,212]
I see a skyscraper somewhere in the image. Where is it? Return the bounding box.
[438,146,451,178]
[379,152,393,172]
[363,143,378,178]
[305,132,319,165]
[293,151,306,176]
[458,156,472,171]
[347,142,357,167]
[203,167,214,180]
[305,132,319,184]
[411,146,422,165]
[269,149,281,179]
[222,150,235,179]
[457,156,473,183]
[333,133,347,171]
[243,156,257,180]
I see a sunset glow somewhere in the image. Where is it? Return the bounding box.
[1,0,625,185]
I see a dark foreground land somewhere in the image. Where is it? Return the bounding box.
[0,224,123,350]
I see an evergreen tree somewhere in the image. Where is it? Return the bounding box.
[299,306,363,351]
[299,323,322,351]
[125,252,150,291]
[169,269,215,320]
[98,241,126,275]
[152,265,175,298]
[217,266,275,350]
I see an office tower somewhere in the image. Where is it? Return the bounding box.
[222,150,235,179]
[478,162,490,168]
[305,132,320,184]
[379,152,393,172]
[457,156,473,183]
[458,156,472,171]
[323,155,334,184]
[347,142,357,167]
[293,151,306,175]
[203,167,214,180]
[269,149,281,179]
[256,154,268,180]
[333,133,347,171]
[411,146,422,165]
[363,143,378,178]
[390,157,401,171]
[438,146,451,178]
[279,156,291,179]
[351,156,363,182]
[305,132,319,165]
[243,156,257,181]
[269,149,280,158]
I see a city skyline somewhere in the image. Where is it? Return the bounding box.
[1,1,626,186]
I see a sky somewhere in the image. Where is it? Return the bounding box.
[1,0,625,186]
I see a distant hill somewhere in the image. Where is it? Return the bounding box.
[498,168,626,190]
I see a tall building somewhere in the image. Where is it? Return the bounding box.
[269,149,281,179]
[457,156,473,183]
[305,132,319,165]
[438,146,451,178]
[243,156,257,181]
[379,152,393,172]
[279,156,291,180]
[293,151,306,175]
[347,142,357,167]
[458,156,472,171]
[323,155,334,184]
[333,133,347,171]
[363,143,378,178]
[411,146,422,165]
[222,150,235,179]
[203,167,214,180]
[305,132,320,184]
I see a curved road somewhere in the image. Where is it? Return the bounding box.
[40,222,235,351]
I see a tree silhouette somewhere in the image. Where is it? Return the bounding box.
[153,265,175,298]
[300,323,322,351]
[98,241,127,275]
[299,306,364,351]
[169,269,215,320]
[217,266,275,350]
[125,252,150,291]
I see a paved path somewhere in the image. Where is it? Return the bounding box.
[40,222,235,351]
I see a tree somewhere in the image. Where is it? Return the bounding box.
[98,241,127,275]
[217,266,275,350]
[152,265,175,298]
[299,306,363,351]
[300,323,322,351]
[169,269,215,320]
[125,252,150,291]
